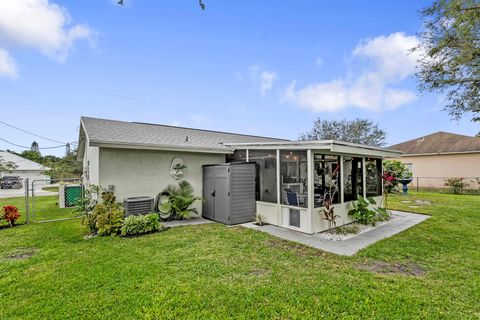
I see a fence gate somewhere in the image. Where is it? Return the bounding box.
[30,178,83,223]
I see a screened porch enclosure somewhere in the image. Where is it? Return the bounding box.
[225,141,400,234]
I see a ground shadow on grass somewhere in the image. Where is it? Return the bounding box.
[357,260,426,276]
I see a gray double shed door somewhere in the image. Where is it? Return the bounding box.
[202,163,256,225]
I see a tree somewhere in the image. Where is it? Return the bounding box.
[415,0,480,122]
[20,150,43,164]
[298,118,387,147]
[31,141,39,152]
[0,156,17,173]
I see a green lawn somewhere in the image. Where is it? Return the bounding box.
[0,195,76,224]
[42,186,59,193]
[0,192,479,319]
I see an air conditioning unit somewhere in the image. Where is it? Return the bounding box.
[123,197,154,216]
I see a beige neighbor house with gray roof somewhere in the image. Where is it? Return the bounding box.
[388,131,480,190]
[78,117,400,234]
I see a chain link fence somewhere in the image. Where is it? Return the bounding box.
[31,178,82,222]
[0,176,29,226]
[0,177,82,225]
[410,177,480,195]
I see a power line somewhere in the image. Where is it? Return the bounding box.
[0,120,66,144]
[0,137,67,150]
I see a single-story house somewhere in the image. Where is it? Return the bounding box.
[388,131,480,189]
[78,117,400,234]
[0,150,51,186]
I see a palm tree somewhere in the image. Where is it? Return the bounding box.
[156,180,201,220]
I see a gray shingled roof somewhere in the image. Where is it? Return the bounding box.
[389,131,480,155]
[81,117,288,153]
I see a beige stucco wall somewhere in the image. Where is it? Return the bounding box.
[98,148,225,214]
[390,153,480,188]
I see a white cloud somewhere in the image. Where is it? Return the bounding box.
[0,48,17,79]
[259,71,278,96]
[285,32,419,112]
[0,0,94,78]
[249,65,278,96]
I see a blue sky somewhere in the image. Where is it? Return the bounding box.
[0,0,478,156]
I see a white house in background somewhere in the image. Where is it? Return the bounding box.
[78,117,400,234]
[0,150,51,185]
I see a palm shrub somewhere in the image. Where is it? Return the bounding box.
[156,180,201,220]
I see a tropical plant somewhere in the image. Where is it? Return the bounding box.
[92,191,125,236]
[348,197,390,226]
[382,160,412,193]
[445,178,470,194]
[156,180,201,220]
[121,213,164,236]
[74,185,101,233]
[254,213,265,226]
[95,203,124,236]
[322,197,339,229]
[1,205,20,227]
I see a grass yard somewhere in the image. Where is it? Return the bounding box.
[0,195,76,224]
[0,192,479,319]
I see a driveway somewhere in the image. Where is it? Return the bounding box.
[0,185,57,199]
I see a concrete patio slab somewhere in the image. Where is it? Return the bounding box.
[242,210,429,256]
[164,216,214,228]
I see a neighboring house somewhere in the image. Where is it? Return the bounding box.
[0,150,51,186]
[389,131,480,188]
[78,117,399,234]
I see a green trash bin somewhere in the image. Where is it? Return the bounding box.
[65,185,83,207]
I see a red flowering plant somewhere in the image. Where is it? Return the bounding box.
[1,205,21,227]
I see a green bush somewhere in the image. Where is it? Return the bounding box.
[444,178,469,194]
[121,213,164,236]
[348,197,391,226]
[95,203,124,236]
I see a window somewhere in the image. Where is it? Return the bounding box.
[313,154,341,207]
[280,151,308,208]
[248,150,277,203]
[404,163,413,174]
[366,158,382,197]
[343,156,363,202]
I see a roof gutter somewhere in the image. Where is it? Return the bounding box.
[89,140,235,154]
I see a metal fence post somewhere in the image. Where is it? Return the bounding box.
[416,177,419,192]
[31,180,35,223]
[25,178,29,224]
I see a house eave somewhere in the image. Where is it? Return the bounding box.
[225,140,402,158]
[396,150,480,157]
[89,140,234,154]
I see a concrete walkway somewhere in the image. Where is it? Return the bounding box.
[242,210,429,256]
[164,216,214,228]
